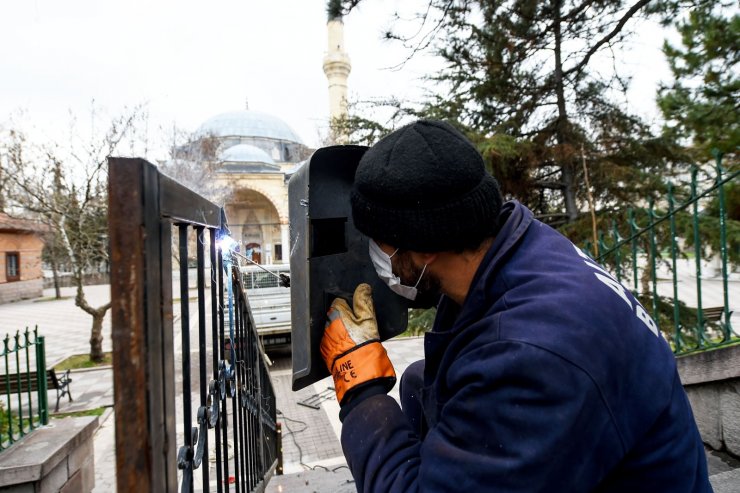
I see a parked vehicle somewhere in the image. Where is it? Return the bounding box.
[241,264,291,350]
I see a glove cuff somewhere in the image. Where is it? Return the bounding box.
[330,340,395,404]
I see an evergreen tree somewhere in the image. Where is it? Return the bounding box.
[657,1,739,161]
[335,0,687,231]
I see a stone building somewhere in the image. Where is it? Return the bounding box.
[170,15,352,265]
[0,213,45,303]
[183,109,313,264]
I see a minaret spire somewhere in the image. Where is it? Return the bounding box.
[323,11,351,142]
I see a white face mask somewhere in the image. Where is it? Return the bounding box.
[369,239,427,301]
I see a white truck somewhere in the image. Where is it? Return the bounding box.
[241,264,291,350]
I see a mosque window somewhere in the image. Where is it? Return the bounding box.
[274,244,282,262]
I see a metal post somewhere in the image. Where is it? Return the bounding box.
[35,335,48,426]
[691,167,706,347]
[3,335,11,445]
[210,228,224,493]
[629,209,638,293]
[14,332,23,438]
[109,158,177,492]
[668,184,681,351]
[713,149,733,338]
[178,225,195,493]
[648,200,659,323]
[24,329,32,430]
[218,249,231,489]
[196,227,210,489]
[611,220,622,284]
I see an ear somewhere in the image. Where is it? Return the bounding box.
[411,251,438,266]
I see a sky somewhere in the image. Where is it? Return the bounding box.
[1,0,674,158]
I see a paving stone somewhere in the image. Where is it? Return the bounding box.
[4,280,735,491]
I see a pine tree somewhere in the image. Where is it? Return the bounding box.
[335,0,688,232]
[657,1,739,161]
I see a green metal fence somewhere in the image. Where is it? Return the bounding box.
[584,152,738,355]
[0,327,49,451]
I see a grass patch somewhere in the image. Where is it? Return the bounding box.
[52,406,107,419]
[33,296,73,303]
[54,352,112,371]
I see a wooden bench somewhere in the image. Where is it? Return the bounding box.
[0,369,72,413]
[704,306,732,323]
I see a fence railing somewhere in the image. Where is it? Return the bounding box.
[0,328,49,451]
[109,157,278,492]
[585,151,738,355]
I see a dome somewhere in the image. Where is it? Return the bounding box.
[198,110,304,144]
[220,144,275,164]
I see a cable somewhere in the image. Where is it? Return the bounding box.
[277,409,308,469]
[277,409,346,472]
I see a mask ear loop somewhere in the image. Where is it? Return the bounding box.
[388,247,427,288]
[413,264,428,288]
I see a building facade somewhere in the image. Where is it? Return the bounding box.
[0,214,45,303]
[171,16,351,265]
[181,109,313,265]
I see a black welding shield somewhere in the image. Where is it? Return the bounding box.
[288,145,410,391]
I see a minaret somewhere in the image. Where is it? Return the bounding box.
[323,13,351,142]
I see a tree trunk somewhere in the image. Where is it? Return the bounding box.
[73,277,111,363]
[50,255,62,299]
[552,0,578,223]
[59,217,111,362]
[89,312,106,362]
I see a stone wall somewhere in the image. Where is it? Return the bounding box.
[678,344,740,458]
[0,416,97,493]
[0,279,43,304]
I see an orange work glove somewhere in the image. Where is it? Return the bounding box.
[320,283,396,405]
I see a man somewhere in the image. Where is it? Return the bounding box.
[320,120,712,492]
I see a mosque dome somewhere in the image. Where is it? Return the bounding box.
[220,144,275,164]
[198,110,303,144]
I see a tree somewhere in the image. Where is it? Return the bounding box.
[335,0,688,230]
[161,126,225,201]
[2,107,146,361]
[656,1,739,161]
[655,1,739,271]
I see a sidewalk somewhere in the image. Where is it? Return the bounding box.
[0,285,115,491]
[1,281,737,491]
[266,337,425,492]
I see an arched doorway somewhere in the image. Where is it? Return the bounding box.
[225,188,282,265]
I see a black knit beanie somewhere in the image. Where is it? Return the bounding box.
[351,119,502,252]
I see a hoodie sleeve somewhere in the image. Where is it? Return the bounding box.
[340,340,622,493]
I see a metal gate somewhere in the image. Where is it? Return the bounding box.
[108,157,278,492]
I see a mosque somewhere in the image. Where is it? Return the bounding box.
[180,17,351,265]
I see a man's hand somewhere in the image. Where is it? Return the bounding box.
[321,283,396,404]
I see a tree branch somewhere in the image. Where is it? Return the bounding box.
[563,0,652,78]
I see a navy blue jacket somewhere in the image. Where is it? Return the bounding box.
[341,201,711,492]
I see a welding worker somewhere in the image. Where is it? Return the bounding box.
[319,120,712,492]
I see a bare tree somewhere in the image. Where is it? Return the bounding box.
[157,125,229,268]
[159,125,226,201]
[2,106,147,361]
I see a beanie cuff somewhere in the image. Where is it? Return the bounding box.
[351,174,501,252]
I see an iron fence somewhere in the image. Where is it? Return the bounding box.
[585,152,738,355]
[0,327,49,451]
[108,157,278,492]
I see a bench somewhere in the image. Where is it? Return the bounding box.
[0,369,73,413]
[704,306,732,323]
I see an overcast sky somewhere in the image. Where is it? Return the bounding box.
[1,0,673,157]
